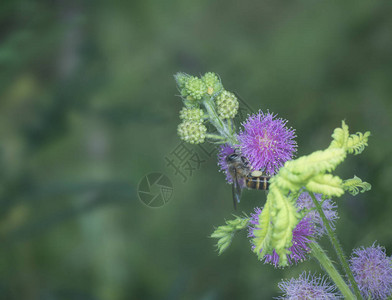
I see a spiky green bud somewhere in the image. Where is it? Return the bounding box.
[183,76,207,101]
[183,100,200,109]
[177,120,207,144]
[216,90,239,119]
[179,107,204,122]
[174,72,191,90]
[202,72,222,95]
[179,107,201,120]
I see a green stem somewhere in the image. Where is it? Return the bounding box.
[227,119,234,135]
[310,242,356,299]
[203,97,238,145]
[308,191,362,299]
[205,133,225,140]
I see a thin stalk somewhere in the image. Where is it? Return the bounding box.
[308,191,362,299]
[205,134,225,140]
[227,118,234,135]
[203,97,238,145]
[310,242,356,299]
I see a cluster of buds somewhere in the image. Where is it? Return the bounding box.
[174,72,239,145]
[177,107,206,144]
[216,91,239,119]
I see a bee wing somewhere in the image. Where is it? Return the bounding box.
[232,169,242,210]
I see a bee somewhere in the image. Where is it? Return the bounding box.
[226,151,270,209]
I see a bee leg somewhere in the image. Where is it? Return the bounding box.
[232,183,237,210]
[235,180,242,203]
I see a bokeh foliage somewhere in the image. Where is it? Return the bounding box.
[0,0,392,299]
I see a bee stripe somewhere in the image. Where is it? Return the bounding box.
[255,178,260,190]
[246,178,253,189]
[246,177,254,189]
[245,176,270,190]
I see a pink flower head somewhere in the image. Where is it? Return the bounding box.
[248,207,314,267]
[217,143,236,183]
[350,243,392,299]
[276,272,342,299]
[296,191,339,237]
[238,111,297,175]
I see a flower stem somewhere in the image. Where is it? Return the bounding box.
[206,133,225,140]
[203,97,238,146]
[227,119,234,135]
[310,242,356,299]
[308,191,362,299]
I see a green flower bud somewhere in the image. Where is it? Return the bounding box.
[183,99,200,109]
[177,121,207,144]
[174,72,190,90]
[202,72,222,95]
[179,107,204,122]
[184,76,207,101]
[216,90,239,119]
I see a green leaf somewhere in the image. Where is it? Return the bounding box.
[211,216,249,255]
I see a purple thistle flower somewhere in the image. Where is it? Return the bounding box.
[349,243,392,299]
[296,191,339,237]
[276,272,342,299]
[238,110,297,175]
[217,143,236,183]
[248,207,314,267]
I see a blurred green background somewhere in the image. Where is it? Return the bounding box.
[1,0,392,299]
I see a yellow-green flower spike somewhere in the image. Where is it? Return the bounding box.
[343,175,371,196]
[177,121,207,144]
[216,90,239,119]
[252,199,274,257]
[305,174,344,197]
[179,107,204,122]
[251,121,370,266]
[202,72,222,95]
[184,76,207,101]
[329,120,370,155]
